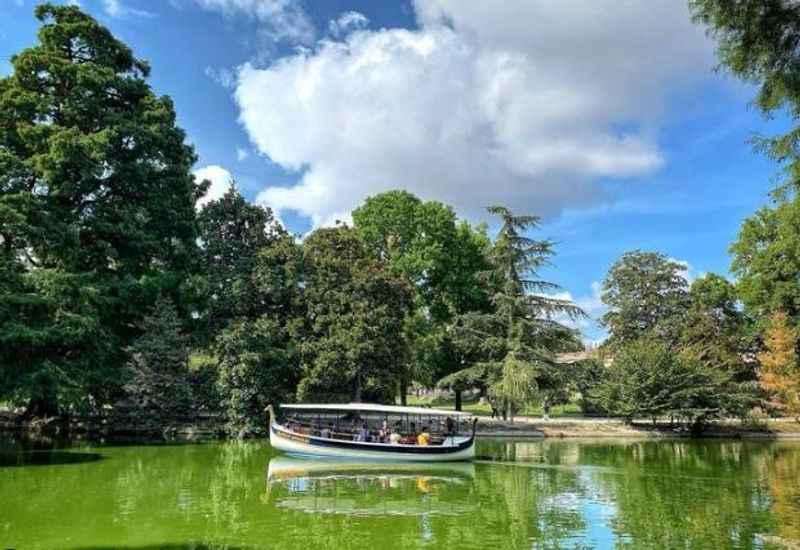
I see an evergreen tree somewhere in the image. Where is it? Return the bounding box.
[440,206,583,418]
[123,297,192,421]
[0,5,205,415]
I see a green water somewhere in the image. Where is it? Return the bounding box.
[1,437,799,549]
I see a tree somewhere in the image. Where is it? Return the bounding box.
[197,185,285,342]
[352,191,492,403]
[679,273,756,383]
[0,5,205,415]
[757,311,800,421]
[214,230,305,436]
[601,251,690,349]
[730,200,800,323]
[441,206,583,419]
[690,0,800,194]
[299,226,413,403]
[594,338,735,428]
[215,317,300,437]
[122,297,192,422]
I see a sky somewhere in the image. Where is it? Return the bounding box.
[1,0,789,342]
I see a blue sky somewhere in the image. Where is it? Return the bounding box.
[1,0,787,342]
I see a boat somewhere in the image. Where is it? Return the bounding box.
[267,403,478,462]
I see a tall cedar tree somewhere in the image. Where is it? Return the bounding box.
[0,5,205,415]
[758,311,800,421]
[439,206,583,418]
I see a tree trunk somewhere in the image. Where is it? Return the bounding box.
[399,376,408,406]
[455,389,462,411]
[353,376,362,403]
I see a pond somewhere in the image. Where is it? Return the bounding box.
[1,437,799,549]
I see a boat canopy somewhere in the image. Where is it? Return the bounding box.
[279,403,473,417]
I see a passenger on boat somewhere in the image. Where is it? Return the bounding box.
[378,418,389,442]
[320,424,332,439]
[417,426,430,446]
[355,423,370,442]
[389,429,402,445]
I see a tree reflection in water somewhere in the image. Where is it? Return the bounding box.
[0,438,799,549]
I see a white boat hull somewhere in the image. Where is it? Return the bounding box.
[269,422,476,462]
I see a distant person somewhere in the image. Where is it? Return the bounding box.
[417,426,430,446]
[379,418,389,442]
[389,428,402,445]
[445,416,455,435]
[357,423,370,442]
[321,425,332,438]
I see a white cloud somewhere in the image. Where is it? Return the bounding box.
[194,165,234,210]
[236,147,250,161]
[193,0,315,44]
[233,1,715,229]
[102,0,155,18]
[205,66,236,89]
[328,11,368,38]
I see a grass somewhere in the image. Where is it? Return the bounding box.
[405,393,585,418]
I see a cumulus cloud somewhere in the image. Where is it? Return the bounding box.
[194,165,234,209]
[328,11,368,38]
[193,0,315,44]
[205,66,236,89]
[234,0,715,228]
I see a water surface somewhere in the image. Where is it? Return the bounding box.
[1,437,798,549]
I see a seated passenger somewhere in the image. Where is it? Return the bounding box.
[356,423,370,442]
[417,426,430,446]
[389,429,402,445]
[320,425,332,438]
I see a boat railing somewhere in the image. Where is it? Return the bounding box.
[275,417,460,446]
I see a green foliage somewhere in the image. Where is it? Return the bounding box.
[197,186,286,341]
[122,297,192,420]
[594,338,745,426]
[679,274,756,383]
[0,4,203,415]
[601,251,690,348]
[443,206,583,418]
[730,198,800,323]
[210,214,304,435]
[690,0,800,193]
[299,225,413,403]
[215,317,299,437]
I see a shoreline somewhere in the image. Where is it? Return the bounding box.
[475,418,800,439]
[2,411,799,441]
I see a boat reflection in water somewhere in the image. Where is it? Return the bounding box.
[266,456,476,517]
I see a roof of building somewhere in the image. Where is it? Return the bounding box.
[279,403,473,417]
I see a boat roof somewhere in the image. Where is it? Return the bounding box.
[280,403,473,417]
